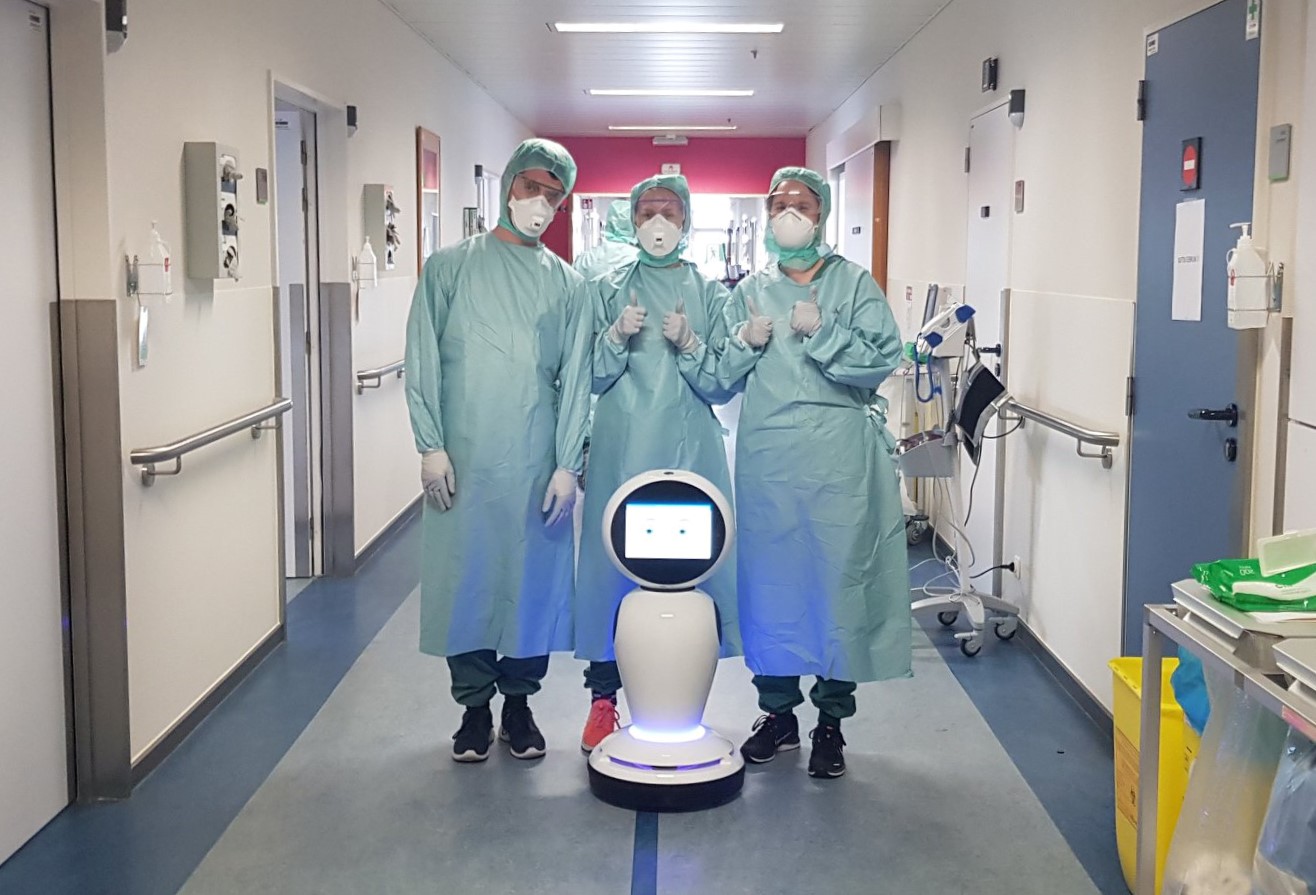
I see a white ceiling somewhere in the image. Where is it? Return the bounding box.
[380,0,954,137]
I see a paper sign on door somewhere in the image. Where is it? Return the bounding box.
[1172,199,1206,322]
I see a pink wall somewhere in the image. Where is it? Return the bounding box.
[541,136,806,261]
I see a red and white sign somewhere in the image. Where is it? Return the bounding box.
[1181,138,1202,191]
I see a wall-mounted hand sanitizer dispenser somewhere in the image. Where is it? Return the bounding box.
[1226,222,1270,330]
[135,222,174,298]
[357,237,378,289]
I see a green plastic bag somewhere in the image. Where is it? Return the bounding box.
[1192,559,1316,613]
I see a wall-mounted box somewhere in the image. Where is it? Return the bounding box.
[363,184,400,272]
[184,142,242,281]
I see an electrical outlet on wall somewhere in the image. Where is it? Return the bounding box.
[1012,556,1023,580]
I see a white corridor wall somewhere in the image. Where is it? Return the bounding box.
[805,0,1279,707]
[104,0,529,759]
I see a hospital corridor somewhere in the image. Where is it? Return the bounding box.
[3,1,1316,894]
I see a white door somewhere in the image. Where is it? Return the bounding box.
[839,145,875,271]
[274,103,320,582]
[961,103,1014,584]
[0,0,70,864]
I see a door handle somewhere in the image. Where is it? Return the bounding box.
[1187,403,1239,427]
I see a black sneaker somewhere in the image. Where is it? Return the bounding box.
[452,705,494,763]
[740,712,801,763]
[808,724,846,778]
[499,697,547,760]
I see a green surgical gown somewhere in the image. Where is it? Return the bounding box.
[575,260,741,661]
[718,256,911,683]
[405,233,591,658]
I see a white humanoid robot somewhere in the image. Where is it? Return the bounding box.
[587,470,745,812]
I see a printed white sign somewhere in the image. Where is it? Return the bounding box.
[1172,199,1206,322]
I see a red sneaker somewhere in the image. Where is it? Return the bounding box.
[581,697,620,753]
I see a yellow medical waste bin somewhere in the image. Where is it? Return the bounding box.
[1109,658,1194,895]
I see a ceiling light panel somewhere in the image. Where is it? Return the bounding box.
[607,125,739,132]
[588,89,754,97]
[553,22,784,34]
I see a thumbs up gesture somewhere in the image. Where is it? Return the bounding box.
[740,296,774,349]
[663,297,700,354]
[609,289,648,344]
[790,286,822,337]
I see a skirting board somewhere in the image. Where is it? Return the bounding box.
[355,495,421,569]
[129,625,286,787]
[921,528,1112,740]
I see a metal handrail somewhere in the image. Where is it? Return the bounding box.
[130,398,293,485]
[1002,399,1121,469]
[356,360,405,394]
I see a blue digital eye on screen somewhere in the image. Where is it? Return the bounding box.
[624,503,713,561]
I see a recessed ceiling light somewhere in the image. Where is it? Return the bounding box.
[607,125,739,132]
[589,89,754,97]
[553,22,783,34]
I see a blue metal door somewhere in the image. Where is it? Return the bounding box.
[1124,0,1259,653]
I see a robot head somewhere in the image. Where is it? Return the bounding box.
[602,470,733,591]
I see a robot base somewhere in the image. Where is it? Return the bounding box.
[587,727,745,812]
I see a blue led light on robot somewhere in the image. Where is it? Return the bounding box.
[609,756,724,772]
[629,724,707,744]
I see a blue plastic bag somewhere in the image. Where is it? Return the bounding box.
[1171,648,1210,735]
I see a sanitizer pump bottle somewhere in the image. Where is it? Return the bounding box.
[1226,222,1269,330]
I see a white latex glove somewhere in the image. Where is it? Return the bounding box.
[738,296,774,348]
[608,290,647,344]
[662,299,700,354]
[542,468,578,527]
[421,450,456,511]
[790,287,822,337]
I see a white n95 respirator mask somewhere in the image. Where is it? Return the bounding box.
[509,195,556,238]
[637,215,682,257]
[770,208,818,250]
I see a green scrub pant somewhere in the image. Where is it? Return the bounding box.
[752,675,857,724]
[584,660,623,698]
[448,650,549,707]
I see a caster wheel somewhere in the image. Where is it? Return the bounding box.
[994,619,1019,641]
[906,520,929,546]
[937,610,959,628]
[960,637,983,658]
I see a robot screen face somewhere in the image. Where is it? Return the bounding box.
[624,504,713,561]
[608,478,728,589]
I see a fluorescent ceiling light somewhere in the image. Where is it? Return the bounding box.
[589,88,753,97]
[608,125,738,132]
[553,22,783,34]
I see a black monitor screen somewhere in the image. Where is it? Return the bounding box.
[956,364,1007,466]
[921,284,941,328]
[609,478,727,588]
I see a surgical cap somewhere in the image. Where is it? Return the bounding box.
[630,173,693,240]
[769,166,832,226]
[500,138,579,208]
[603,199,635,243]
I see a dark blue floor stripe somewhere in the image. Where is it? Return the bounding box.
[0,522,421,895]
[630,811,659,895]
[910,543,1126,895]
